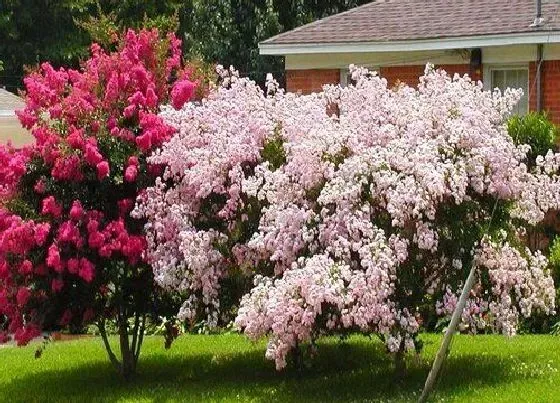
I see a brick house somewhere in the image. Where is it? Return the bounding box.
[259,0,560,122]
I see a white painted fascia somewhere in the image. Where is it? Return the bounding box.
[259,32,560,55]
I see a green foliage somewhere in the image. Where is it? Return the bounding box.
[508,112,559,166]
[0,0,93,90]
[523,236,560,335]
[548,236,560,311]
[77,0,182,47]
[508,115,560,333]
[552,320,560,335]
[1,0,371,90]
[322,145,350,169]
[548,236,560,268]
[0,0,183,90]
[401,193,512,332]
[181,0,370,84]
[261,127,286,170]
[87,316,183,337]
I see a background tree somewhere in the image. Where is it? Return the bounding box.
[0,0,183,91]
[180,0,370,84]
[1,0,370,90]
[0,0,92,91]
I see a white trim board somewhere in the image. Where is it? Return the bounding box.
[286,50,467,70]
[284,44,560,70]
[260,32,560,55]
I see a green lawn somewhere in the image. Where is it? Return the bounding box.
[0,333,558,402]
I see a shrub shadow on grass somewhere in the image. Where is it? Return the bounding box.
[1,338,533,403]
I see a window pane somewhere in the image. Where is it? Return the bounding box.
[518,69,529,92]
[492,70,505,90]
[491,68,528,115]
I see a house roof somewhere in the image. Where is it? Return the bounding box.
[0,88,25,117]
[261,0,560,54]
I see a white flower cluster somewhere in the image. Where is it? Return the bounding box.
[136,64,558,368]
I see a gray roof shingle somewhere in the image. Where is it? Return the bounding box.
[262,0,560,45]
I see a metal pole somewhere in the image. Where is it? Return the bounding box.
[536,43,543,113]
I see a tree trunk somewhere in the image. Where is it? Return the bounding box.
[394,343,407,380]
[98,312,145,381]
[292,341,304,373]
[98,319,121,373]
[118,316,136,381]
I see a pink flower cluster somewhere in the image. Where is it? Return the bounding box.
[0,145,30,198]
[436,233,556,337]
[0,193,148,344]
[140,64,557,368]
[15,29,194,185]
[236,251,414,369]
[135,66,277,325]
[475,235,556,335]
[0,29,196,345]
[435,287,491,333]
[0,211,47,344]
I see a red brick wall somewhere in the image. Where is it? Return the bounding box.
[380,64,482,87]
[286,64,482,95]
[529,60,560,124]
[286,69,340,94]
[379,65,424,88]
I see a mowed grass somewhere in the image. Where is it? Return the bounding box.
[0,333,559,402]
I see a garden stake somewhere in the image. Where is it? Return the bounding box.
[418,261,476,403]
[419,201,498,403]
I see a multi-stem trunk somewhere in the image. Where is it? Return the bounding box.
[98,311,146,380]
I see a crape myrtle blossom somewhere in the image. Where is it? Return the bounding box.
[475,235,555,335]
[135,65,336,325]
[140,64,557,370]
[436,234,556,337]
[0,29,196,376]
[511,150,560,224]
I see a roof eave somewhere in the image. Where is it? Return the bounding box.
[259,31,560,55]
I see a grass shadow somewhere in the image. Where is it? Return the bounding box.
[0,336,539,403]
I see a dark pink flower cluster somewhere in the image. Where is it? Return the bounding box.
[0,145,31,198]
[15,29,195,185]
[0,192,150,344]
[86,216,146,265]
[0,29,196,345]
[0,211,47,344]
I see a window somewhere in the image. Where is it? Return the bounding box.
[489,67,529,115]
[339,66,380,88]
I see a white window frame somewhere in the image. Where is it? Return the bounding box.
[483,64,530,115]
[339,69,351,87]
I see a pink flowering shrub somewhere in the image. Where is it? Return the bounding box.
[0,29,195,378]
[137,64,557,370]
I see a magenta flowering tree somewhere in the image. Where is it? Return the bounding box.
[0,29,196,378]
[138,65,558,372]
